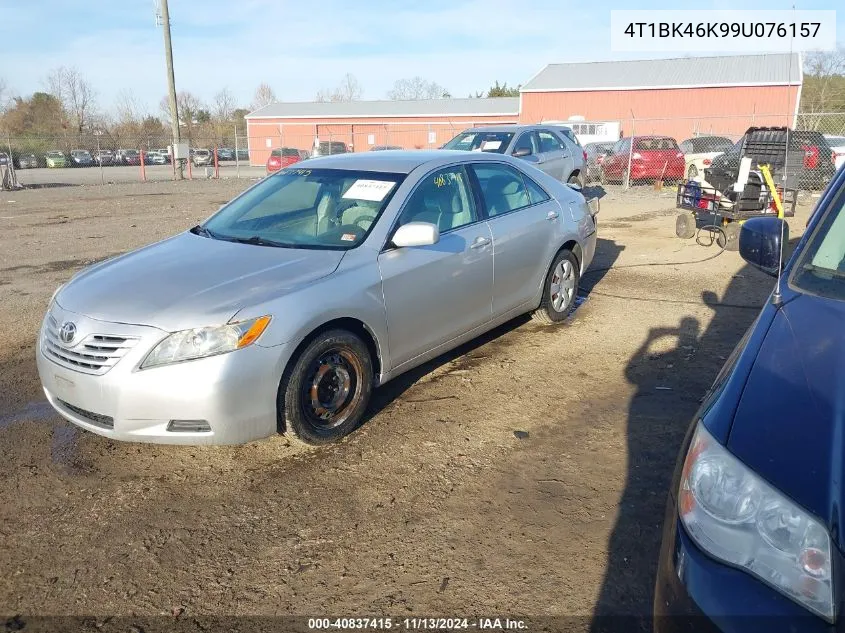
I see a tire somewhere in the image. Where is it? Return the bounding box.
[676,212,696,239]
[717,222,740,251]
[687,164,698,180]
[532,249,580,325]
[279,329,373,445]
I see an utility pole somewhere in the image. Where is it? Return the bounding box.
[160,0,183,179]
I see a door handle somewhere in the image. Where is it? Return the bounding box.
[546,210,559,220]
[470,236,491,249]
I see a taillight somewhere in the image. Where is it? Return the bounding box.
[703,158,712,166]
[802,145,819,169]
[583,150,587,163]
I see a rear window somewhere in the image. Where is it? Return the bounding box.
[634,138,679,151]
[282,148,300,157]
[685,137,734,153]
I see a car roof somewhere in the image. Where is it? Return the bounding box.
[461,124,560,134]
[302,150,526,174]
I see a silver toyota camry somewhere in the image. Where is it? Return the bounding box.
[37,151,597,445]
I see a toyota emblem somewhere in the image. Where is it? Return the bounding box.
[59,321,77,344]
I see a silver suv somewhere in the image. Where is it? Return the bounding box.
[443,124,587,186]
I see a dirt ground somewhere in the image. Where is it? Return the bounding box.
[0,179,817,631]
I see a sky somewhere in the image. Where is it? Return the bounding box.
[0,0,842,116]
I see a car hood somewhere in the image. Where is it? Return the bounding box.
[726,293,845,549]
[56,232,345,331]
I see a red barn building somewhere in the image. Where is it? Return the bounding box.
[245,98,518,166]
[519,53,802,142]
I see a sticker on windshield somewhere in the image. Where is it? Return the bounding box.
[481,140,502,151]
[342,179,396,202]
[341,233,357,241]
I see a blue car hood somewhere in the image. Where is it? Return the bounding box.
[727,293,845,549]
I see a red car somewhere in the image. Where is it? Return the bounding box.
[266,147,302,173]
[600,136,686,185]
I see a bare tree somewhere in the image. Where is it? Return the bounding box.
[0,77,8,113]
[387,77,449,100]
[252,83,277,110]
[213,87,237,122]
[799,48,845,130]
[46,66,97,132]
[159,91,204,141]
[115,89,145,125]
[315,74,363,103]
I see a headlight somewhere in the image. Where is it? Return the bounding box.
[140,315,271,369]
[680,424,834,621]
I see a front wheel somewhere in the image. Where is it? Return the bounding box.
[532,249,580,324]
[279,329,373,445]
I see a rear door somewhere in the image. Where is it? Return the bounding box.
[470,162,561,315]
[537,129,570,181]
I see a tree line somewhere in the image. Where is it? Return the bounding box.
[0,69,519,151]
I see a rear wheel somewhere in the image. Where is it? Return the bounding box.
[279,329,373,445]
[532,249,580,324]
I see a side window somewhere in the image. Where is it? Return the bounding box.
[538,131,564,153]
[513,132,537,156]
[522,172,550,205]
[471,163,532,217]
[398,166,477,233]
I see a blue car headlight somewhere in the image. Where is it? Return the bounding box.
[679,424,834,622]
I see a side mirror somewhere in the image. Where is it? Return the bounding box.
[739,217,789,277]
[512,147,532,158]
[392,222,440,248]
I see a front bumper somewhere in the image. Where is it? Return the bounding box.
[654,495,830,633]
[36,304,290,445]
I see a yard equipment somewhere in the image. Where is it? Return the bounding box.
[674,127,801,251]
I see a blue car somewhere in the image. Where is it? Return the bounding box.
[655,165,845,632]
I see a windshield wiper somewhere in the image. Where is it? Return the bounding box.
[802,263,845,279]
[226,235,288,248]
[190,225,218,239]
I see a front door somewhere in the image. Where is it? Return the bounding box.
[378,165,494,369]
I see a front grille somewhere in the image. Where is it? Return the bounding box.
[43,314,139,375]
[57,399,114,429]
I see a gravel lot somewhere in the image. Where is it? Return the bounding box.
[0,179,816,630]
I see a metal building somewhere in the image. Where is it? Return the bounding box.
[518,53,802,142]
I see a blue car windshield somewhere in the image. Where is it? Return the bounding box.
[792,178,845,299]
[202,168,405,250]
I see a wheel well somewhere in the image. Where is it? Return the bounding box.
[561,240,582,271]
[276,318,382,434]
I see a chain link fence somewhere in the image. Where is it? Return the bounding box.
[3,114,844,192]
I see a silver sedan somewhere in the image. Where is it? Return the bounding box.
[37,151,597,445]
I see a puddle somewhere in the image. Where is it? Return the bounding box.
[0,400,55,430]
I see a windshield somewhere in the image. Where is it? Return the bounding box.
[792,178,845,300]
[443,131,514,153]
[634,137,678,151]
[202,168,405,250]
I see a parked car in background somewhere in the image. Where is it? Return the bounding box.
[599,136,685,185]
[94,150,114,166]
[706,127,837,191]
[826,134,845,170]
[216,147,235,161]
[236,148,249,161]
[15,153,40,169]
[36,150,596,447]
[0,152,9,166]
[266,147,302,173]
[654,165,845,631]
[443,125,587,186]
[146,151,168,165]
[679,135,734,181]
[151,148,172,164]
[70,149,94,167]
[371,145,403,151]
[114,149,141,166]
[45,151,68,168]
[583,142,615,183]
[191,149,213,167]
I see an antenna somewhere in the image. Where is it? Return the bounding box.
[773,4,797,306]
